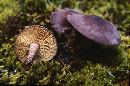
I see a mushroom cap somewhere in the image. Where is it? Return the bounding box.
[67,13,120,45]
[15,25,57,63]
[50,8,80,33]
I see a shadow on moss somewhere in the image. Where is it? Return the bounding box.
[55,30,123,70]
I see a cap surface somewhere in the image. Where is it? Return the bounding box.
[67,14,120,45]
[50,8,80,33]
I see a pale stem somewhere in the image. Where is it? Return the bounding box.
[25,42,40,64]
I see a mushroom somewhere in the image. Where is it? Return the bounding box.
[15,25,57,64]
[50,8,80,33]
[51,8,120,46]
[67,13,120,45]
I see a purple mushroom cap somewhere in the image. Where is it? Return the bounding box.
[50,8,80,33]
[67,13,120,45]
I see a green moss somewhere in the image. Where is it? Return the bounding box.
[0,0,20,24]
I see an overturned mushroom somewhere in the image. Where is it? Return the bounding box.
[50,8,80,33]
[15,25,57,64]
[67,13,120,45]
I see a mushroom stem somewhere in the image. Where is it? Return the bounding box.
[25,42,40,64]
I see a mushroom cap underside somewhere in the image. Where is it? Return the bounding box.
[15,25,57,63]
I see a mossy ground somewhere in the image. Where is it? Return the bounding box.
[0,0,130,85]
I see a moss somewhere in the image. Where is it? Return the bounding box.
[0,0,20,23]
[0,0,130,85]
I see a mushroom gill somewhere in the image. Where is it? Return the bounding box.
[15,25,57,64]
